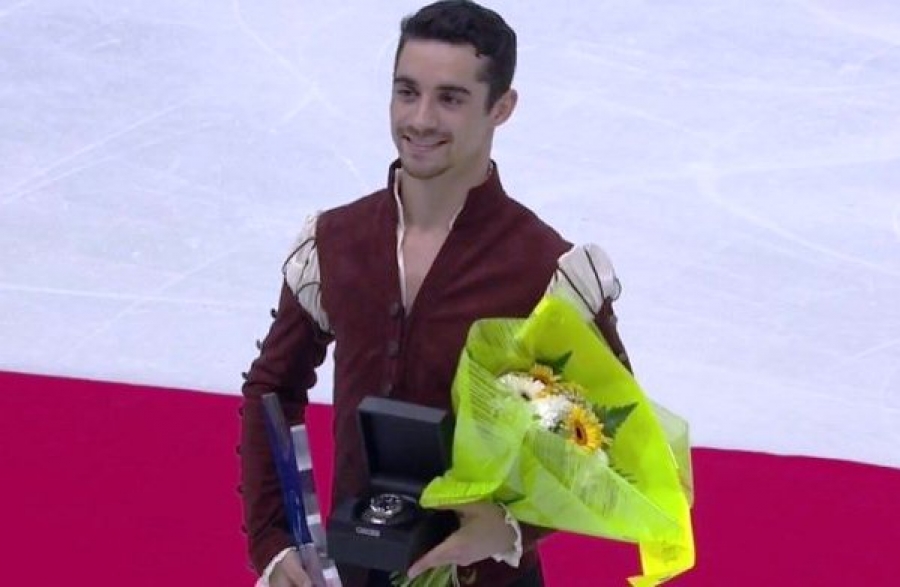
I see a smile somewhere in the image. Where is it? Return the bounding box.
[404,136,447,153]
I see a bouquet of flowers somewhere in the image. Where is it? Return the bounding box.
[416,295,695,586]
[497,363,636,469]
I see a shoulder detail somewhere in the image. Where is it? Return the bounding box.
[545,243,621,320]
[282,213,331,334]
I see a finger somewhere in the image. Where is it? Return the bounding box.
[270,571,310,587]
[270,576,305,587]
[407,533,462,579]
[269,574,305,587]
[272,553,312,587]
[283,567,312,587]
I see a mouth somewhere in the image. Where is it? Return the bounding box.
[403,135,448,154]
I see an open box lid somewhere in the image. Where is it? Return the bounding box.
[357,396,454,497]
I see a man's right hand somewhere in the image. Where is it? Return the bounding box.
[268,549,311,587]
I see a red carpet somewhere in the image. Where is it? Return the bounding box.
[2,371,898,586]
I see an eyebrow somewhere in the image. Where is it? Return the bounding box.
[393,75,472,96]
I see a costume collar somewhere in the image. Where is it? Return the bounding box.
[385,159,507,231]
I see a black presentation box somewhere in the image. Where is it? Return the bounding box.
[326,396,459,573]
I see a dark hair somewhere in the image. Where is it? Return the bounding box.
[395,0,517,109]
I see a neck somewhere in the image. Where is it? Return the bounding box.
[398,159,493,230]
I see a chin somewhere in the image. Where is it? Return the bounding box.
[399,158,450,181]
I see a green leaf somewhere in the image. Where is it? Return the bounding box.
[597,402,638,439]
[389,565,454,587]
[608,458,637,484]
[541,351,572,375]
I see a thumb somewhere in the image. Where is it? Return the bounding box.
[407,532,462,579]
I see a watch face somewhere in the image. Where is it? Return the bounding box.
[359,492,418,526]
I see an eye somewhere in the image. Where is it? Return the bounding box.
[440,93,464,107]
[394,87,417,101]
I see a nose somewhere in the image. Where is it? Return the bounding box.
[409,95,438,132]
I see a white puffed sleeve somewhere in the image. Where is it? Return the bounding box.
[544,243,622,321]
[282,213,331,334]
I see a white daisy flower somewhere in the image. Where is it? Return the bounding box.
[531,395,573,430]
[498,372,545,399]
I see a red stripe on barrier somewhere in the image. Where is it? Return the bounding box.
[2,371,898,586]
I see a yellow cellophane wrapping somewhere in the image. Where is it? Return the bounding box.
[420,296,695,585]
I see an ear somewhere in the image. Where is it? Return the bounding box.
[491,88,518,126]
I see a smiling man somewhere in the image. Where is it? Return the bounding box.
[239,2,632,587]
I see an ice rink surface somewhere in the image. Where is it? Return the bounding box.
[1,0,898,467]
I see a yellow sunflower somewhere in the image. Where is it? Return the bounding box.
[564,405,607,452]
[559,380,588,397]
[529,363,559,385]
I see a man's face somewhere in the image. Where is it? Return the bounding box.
[390,39,513,182]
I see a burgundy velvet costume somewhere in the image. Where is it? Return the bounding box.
[240,162,630,586]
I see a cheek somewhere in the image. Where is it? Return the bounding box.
[459,119,492,143]
[389,101,404,125]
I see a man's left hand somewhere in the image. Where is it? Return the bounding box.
[406,501,516,579]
